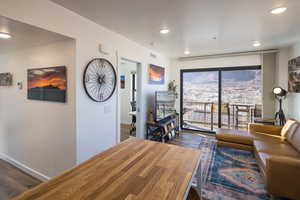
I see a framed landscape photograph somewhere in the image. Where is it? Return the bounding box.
[148,64,165,85]
[0,72,12,86]
[28,66,67,102]
[288,57,300,93]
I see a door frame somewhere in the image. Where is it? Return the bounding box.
[116,57,142,143]
[180,65,261,133]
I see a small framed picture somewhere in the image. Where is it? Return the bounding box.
[0,73,13,86]
[120,75,125,89]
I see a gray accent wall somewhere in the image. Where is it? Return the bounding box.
[261,53,276,119]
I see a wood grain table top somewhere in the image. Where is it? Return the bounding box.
[13,138,201,200]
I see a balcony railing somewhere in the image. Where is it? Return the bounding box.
[182,101,262,131]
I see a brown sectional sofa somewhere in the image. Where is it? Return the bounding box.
[216,120,300,200]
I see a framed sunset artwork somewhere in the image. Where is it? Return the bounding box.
[27,66,67,102]
[148,64,165,85]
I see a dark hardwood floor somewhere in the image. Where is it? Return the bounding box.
[121,124,131,141]
[168,131,213,148]
[121,123,137,141]
[0,159,41,200]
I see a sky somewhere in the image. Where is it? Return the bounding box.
[28,66,66,90]
[183,69,260,84]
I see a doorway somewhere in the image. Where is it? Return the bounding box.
[118,59,141,141]
[180,66,262,133]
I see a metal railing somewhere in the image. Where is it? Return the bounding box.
[182,101,262,131]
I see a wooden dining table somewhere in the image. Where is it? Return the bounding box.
[13,138,201,200]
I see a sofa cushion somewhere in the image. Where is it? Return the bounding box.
[254,140,300,158]
[287,123,300,152]
[216,128,284,147]
[250,132,284,143]
[249,123,282,136]
[281,119,298,138]
[216,129,252,145]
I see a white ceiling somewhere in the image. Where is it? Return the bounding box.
[0,16,72,55]
[51,0,300,58]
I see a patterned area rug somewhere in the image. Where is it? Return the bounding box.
[193,136,271,200]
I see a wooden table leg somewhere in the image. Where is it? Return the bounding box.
[187,161,201,200]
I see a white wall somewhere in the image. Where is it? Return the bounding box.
[276,42,300,121]
[0,0,169,167]
[170,55,261,114]
[120,62,136,125]
[0,39,76,178]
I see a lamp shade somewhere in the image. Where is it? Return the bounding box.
[272,87,287,97]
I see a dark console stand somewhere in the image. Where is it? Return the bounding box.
[146,114,179,143]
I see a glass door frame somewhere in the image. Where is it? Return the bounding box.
[180,65,261,134]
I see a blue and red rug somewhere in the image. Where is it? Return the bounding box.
[193,136,271,200]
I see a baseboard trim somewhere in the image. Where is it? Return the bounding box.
[0,153,50,181]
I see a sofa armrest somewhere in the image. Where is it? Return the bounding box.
[248,123,283,136]
[266,156,300,198]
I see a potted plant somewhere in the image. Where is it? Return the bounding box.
[168,80,178,99]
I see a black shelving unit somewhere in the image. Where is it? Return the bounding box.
[146,114,179,143]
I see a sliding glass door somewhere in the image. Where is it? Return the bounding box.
[181,70,219,132]
[180,66,262,133]
[221,69,262,129]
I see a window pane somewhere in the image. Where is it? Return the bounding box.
[221,69,262,130]
[182,71,219,132]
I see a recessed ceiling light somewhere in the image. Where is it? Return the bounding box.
[160,28,169,34]
[0,32,12,39]
[253,41,261,47]
[271,7,287,15]
[184,50,190,55]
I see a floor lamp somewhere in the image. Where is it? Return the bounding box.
[272,87,287,126]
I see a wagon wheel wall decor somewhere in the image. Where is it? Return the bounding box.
[83,58,117,102]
